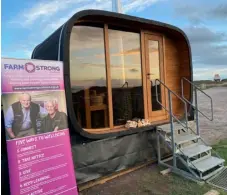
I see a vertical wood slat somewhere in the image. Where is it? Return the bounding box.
[104,24,114,129]
[85,88,91,128]
[158,35,166,116]
[163,35,169,119]
[141,31,149,120]
[159,35,168,120]
[144,34,152,118]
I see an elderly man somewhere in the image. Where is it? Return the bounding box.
[5,93,46,139]
[41,99,68,133]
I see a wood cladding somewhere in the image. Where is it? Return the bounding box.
[164,35,191,117]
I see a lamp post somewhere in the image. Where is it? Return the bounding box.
[112,0,122,13]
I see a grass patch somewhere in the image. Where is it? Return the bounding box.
[213,139,227,165]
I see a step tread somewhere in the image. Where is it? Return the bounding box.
[190,156,225,173]
[179,144,212,158]
[157,121,196,133]
[174,134,200,145]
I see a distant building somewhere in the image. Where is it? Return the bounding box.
[214,74,221,82]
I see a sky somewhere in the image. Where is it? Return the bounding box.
[1,0,227,80]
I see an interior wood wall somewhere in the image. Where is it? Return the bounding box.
[164,35,191,118]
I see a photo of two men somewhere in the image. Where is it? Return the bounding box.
[2,92,68,140]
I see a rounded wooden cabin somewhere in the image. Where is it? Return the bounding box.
[31,9,194,185]
[32,9,193,140]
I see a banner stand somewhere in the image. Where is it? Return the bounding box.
[1,58,78,195]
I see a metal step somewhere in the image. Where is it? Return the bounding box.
[177,143,212,158]
[157,121,196,134]
[202,166,225,181]
[207,167,227,191]
[174,134,200,145]
[189,156,225,173]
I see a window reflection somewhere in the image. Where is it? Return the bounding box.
[108,29,144,126]
[70,26,109,129]
[148,40,162,111]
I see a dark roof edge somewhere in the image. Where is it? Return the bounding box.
[69,9,190,38]
[62,9,192,57]
[32,9,192,61]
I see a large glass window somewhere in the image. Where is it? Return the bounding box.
[108,29,144,126]
[70,26,109,129]
[70,25,145,129]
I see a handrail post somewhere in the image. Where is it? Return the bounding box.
[194,88,199,135]
[168,91,176,167]
[181,79,188,129]
[181,78,184,98]
[157,131,161,163]
[184,102,188,130]
[210,98,214,121]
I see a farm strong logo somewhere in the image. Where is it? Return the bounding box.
[4,62,60,73]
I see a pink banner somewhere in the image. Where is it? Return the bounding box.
[1,58,78,195]
[1,59,64,93]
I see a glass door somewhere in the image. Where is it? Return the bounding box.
[144,34,167,122]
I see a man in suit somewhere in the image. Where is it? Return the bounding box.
[4,93,46,139]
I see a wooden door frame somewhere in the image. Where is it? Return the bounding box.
[142,32,167,122]
[140,32,148,120]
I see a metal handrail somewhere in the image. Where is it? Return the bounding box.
[155,78,190,167]
[155,79,189,129]
[181,77,213,121]
[155,78,222,176]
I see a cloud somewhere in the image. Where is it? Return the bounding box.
[130,68,139,72]
[184,26,227,66]
[46,0,163,33]
[122,0,161,13]
[3,40,38,59]
[8,0,164,45]
[48,1,111,31]
[191,44,227,66]
[184,26,227,44]
[11,0,87,27]
[2,49,32,59]
[22,50,33,58]
[174,4,206,24]
[210,4,227,20]
[172,2,227,69]
[193,67,227,80]
[173,1,227,24]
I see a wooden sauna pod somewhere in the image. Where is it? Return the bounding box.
[32,9,193,140]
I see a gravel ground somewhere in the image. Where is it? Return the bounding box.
[197,87,227,145]
[80,164,227,195]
